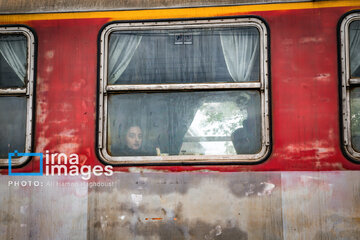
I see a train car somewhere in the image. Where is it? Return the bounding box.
[1,0,360,239]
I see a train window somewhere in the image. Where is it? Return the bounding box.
[98,18,270,164]
[341,13,360,161]
[0,27,35,167]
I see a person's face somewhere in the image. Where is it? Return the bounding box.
[126,126,142,150]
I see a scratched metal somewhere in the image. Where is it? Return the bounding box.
[0,176,88,240]
[0,0,312,14]
[0,172,359,239]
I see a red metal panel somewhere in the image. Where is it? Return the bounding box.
[266,7,356,171]
[4,6,360,173]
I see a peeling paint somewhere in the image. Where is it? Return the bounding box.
[299,37,323,43]
[45,50,54,59]
[45,66,53,73]
[57,143,80,155]
[131,194,143,206]
[314,73,331,82]
[1,172,360,239]
[284,140,336,160]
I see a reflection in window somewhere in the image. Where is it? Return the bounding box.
[107,91,261,156]
[181,97,261,155]
[181,101,245,155]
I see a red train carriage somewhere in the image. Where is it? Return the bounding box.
[0,0,360,239]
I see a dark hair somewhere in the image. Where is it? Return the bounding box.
[119,123,142,146]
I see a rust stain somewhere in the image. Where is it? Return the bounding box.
[144,217,164,221]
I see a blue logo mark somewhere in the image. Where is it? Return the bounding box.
[8,150,43,176]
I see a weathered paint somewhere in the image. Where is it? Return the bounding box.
[0,2,359,240]
[0,3,360,173]
[0,172,359,239]
[0,1,359,22]
[0,0,314,14]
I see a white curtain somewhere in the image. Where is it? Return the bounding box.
[350,21,360,76]
[220,29,259,82]
[108,34,142,84]
[0,36,27,83]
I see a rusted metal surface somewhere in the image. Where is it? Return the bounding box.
[1,171,359,239]
[281,172,360,239]
[88,172,282,240]
[0,0,313,14]
[0,176,88,239]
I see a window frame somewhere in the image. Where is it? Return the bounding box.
[98,18,270,165]
[340,12,360,162]
[0,26,35,167]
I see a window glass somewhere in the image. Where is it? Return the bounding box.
[0,28,34,166]
[100,19,270,163]
[108,27,260,85]
[107,90,261,156]
[0,34,27,88]
[0,96,26,158]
